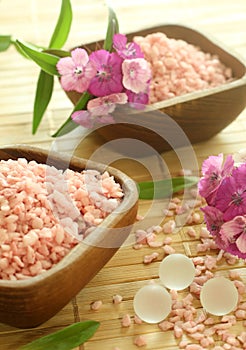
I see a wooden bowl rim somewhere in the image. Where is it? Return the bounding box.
[0,145,139,288]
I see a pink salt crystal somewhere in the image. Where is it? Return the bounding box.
[147,240,163,248]
[112,294,123,304]
[163,244,176,255]
[136,214,144,221]
[234,280,246,295]
[237,331,246,344]
[192,212,201,224]
[163,209,174,217]
[168,202,177,210]
[185,344,204,350]
[121,314,131,327]
[199,227,211,239]
[162,220,176,234]
[235,309,246,319]
[133,243,143,250]
[90,300,103,311]
[158,320,174,331]
[163,236,172,245]
[143,252,159,264]
[134,315,143,324]
[174,324,183,338]
[171,197,181,204]
[133,335,147,347]
[187,227,196,238]
[228,270,242,280]
[204,255,217,270]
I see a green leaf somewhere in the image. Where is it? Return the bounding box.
[0,35,12,51]
[49,0,72,49]
[138,176,199,200]
[103,7,119,51]
[33,70,54,134]
[44,49,71,58]
[52,91,92,137]
[18,320,100,350]
[16,40,60,76]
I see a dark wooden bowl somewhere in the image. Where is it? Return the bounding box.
[65,24,246,153]
[0,145,138,328]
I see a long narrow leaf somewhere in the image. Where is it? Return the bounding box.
[0,35,12,51]
[138,176,199,199]
[18,321,100,350]
[44,49,71,58]
[49,0,72,49]
[52,91,91,137]
[103,7,119,51]
[33,70,54,134]
[16,40,60,76]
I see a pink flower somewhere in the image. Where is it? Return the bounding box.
[220,216,246,258]
[201,206,224,236]
[56,48,97,93]
[215,176,246,221]
[88,50,123,97]
[198,154,234,205]
[113,33,144,59]
[126,89,149,109]
[122,58,151,94]
[71,92,127,128]
[88,92,127,116]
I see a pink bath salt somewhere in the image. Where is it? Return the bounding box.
[237,331,246,345]
[147,239,163,248]
[199,227,211,239]
[112,294,123,304]
[143,252,159,264]
[158,320,174,331]
[163,244,176,255]
[174,324,183,338]
[0,159,123,280]
[121,314,131,327]
[187,227,196,238]
[135,229,148,244]
[90,300,103,311]
[133,335,147,347]
[163,236,173,245]
[185,344,204,350]
[204,255,217,270]
[228,270,242,280]
[163,219,176,234]
[234,280,246,295]
[235,309,246,319]
[192,212,201,224]
[134,315,143,324]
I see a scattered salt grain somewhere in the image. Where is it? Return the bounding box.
[143,252,159,264]
[90,300,103,311]
[113,294,123,304]
[121,314,131,327]
[133,335,147,347]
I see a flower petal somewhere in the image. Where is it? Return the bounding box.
[71,48,89,66]
[71,110,94,128]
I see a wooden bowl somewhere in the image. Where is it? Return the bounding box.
[66,24,246,154]
[0,145,138,328]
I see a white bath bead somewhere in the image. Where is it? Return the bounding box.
[200,276,238,316]
[159,253,196,290]
[133,284,172,323]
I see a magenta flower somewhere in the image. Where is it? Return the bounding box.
[88,50,123,97]
[113,33,144,59]
[215,176,246,221]
[220,216,246,258]
[201,206,224,236]
[56,48,97,93]
[122,58,152,94]
[126,89,149,109]
[72,93,127,128]
[198,154,234,205]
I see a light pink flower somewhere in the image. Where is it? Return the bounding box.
[122,58,152,93]
[56,48,97,93]
[88,50,123,97]
[126,89,149,109]
[113,33,144,59]
[88,92,127,116]
[71,93,127,128]
[220,215,246,257]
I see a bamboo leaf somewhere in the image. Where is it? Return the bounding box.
[16,40,60,76]
[103,7,119,51]
[52,91,92,137]
[18,321,100,350]
[138,176,199,199]
[49,0,72,49]
[0,35,12,51]
[32,70,54,134]
[44,49,71,58]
